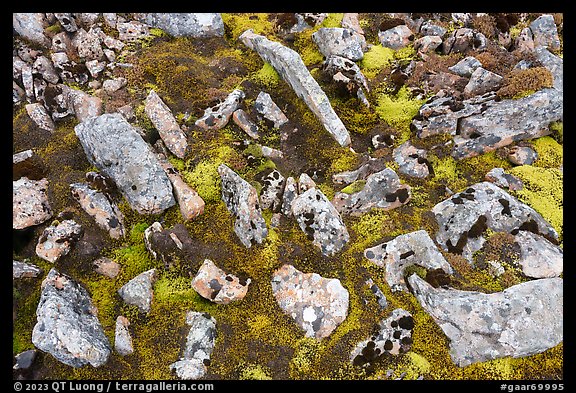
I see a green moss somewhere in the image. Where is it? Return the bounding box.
[359,45,395,78]
[548,122,563,143]
[45,23,62,34]
[182,160,222,203]
[83,276,118,343]
[340,180,366,194]
[243,143,263,158]
[293,29,324,66]
[320,13,344,28]
[221,13,275,41]
[113,244,156,282]
[511,89,536,99]
[317,182,336,201]
[289,338,321,378]
[375,86,425,144]
[252,62,280,88]
[129,222,150,244]
[530,136,563,168]
[397,352,432,380]
[239,364,273,380]
[328,149,360,174]
[149,27,167,38]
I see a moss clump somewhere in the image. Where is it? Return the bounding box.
[221,13,275,41]
[548,121,563,144]
[182,160,222,204]
[239,363,273,380]
[340,180,366,194]
[529,136,563,168]
[375,86,425,144]
[359,45,396,78]
[328,150,360,174]
[289,337,321,378]
[319,13,344,28]
[496,67,554,99]
[251,62,281,88]
[293,29,324,66]
[397,351,432,379]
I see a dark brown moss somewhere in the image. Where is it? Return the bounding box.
[496,67,554,99]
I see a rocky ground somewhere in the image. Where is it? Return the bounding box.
[13,12,563,380]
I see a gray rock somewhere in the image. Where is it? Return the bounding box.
[13,13,49,47]
[32,269,111,367]
[74,113,175,215]
[75,13,100,28]
[51,32,72,53]
[13,350,37,370]
[20,63,34,100]
[25,103,55,132]
[13,177,52,229]
[312,27,365,61]
[393,141,430,178]
[103,13,117,29]
[195,89,244,131]
[448,56,482,78]
[488,260,505,277]
[232,109,260,139]
[13,260,42,279]
[419,21,447,37]
[254,91,289,128]
[102,35,125,52]
[170,311,217,380]
[36,220,83,263]
[515,27,535,53]
[117,21,150,41]
[54,13,77,33]
[298,173,317,194]
[514,230,563,278]
[115,316,133,356]
[191,259,251,305]
[142,13,224,38]
[341,13,364,36]
[530,14,561,51]
[70,183,126,239]
[145,90,188,158]
[378,25,413,49]
[451,13,472,26]
[332,158,387,185]
[85,59,106,78]
[364,230,453,292]
[432,181,558,263]
[463,67,503,98]
[259,169,285,212]
[72,28,104,61]
[485,168,524,191]
[33,77,47,105]
[534,47,563,91]
[442,28,474,54]
[408,274,563,367]
[103,77,127,93]
[271,264,349,340]
[118,269,157,313]
[292,187,349,256]
[62,85,103,122]
[240,29,351,147]
[365,278,388,309]
[350,308,414,367]
[93,257,120,278]
[218,164,268,247]
[261,145,284,159]
[323,55,369,105]
[32,56,59,84]
[414,35,443,54]
[332,168,411,216]
[280,176,298,217]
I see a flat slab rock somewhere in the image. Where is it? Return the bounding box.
[432,181,558,263]
[144,90,188,159]
[13,260,42,279]
[36,220,83,263]
[32,269,111,368]
[142,13,224,38]
[364,230,453,292]
[408,274,563,367]
[191,259,251,305]
[13,177,53,229]
[118,269,157,313]
[515,230,563,278]
[271,264,349,340]
[74,113,175,215]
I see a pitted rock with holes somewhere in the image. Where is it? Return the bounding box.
[36,220,83,263]
[191,259,250,305]
[13,177,53,229]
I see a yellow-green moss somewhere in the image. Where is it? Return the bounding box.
[289,337,321,378]
[320,13,344,28]
[530,136,563,168]
[328,149,360,174]
[221,13,275,41]
[182,160,222,203]
[548,121,563,143]
[293,29,324,66]
[359,45,396,78]
[239,363,273,380]
[251,62,280,88]
[340,180,366,194]
[375,86,425,144]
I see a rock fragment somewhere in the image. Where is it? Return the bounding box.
[393,141,431,178]
[448,56,482,78]
[93,257,121,278]
[485,168,524,191]
[378,25,413,49]
[103,77,127,93]
[254,91,289,128]
[507,146,538,166]
[117,21,150,41]
[514,230,563,278]
[13,350,37,370]
[118,269,158,313]
[280,176,298,217]
[312,27,365,61]
[529,14,561,50]
[36,220,83,263]
[145,90,188,159]
[25,103,55,132]
[13,13,50,47]
[463,67,503,98]
[141,13,224,38]
[259,170,285,212]
[115,316,134,356]
[13,260,42,279]
[195,89,244,131]
[13,177,53,229]
[191,259,251,305]
[232,109,260,139]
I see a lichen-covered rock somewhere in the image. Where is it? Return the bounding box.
[72,28,104,61]
[323,55,369,105]
[261,145,284,159]
[364,230,453,292]
[378,25,413,49]
[408,274,563,367]
[103,77,127,93]
[515,27,535,53]
[93,257,120,278]
[218,164,268,247]
[195,89,244,131]
[332,168,411,216]
[191,259,251,305]
[32,269,111,368]
[529,14,561,51]
[118,269,157,313]
[292,187,349,256]
[514,230,562,278]
[507,146,538,166]
[271,264,349,340]
[393,141,431,178]
[342,13,364,36]
[448,56,482,78]
[54,13,77,33]
[36,220,83,263]
[62,85,103,122]
[170,311,217,380]
[312,27,365,61]
[414,35,442,54]
[144,89,188,158]
[13,350,37,370]
[463,67,503,98]
[350,308,414,367]
[13,13,49,47]
[13,260,42,279]
[13,177,53,229]
[365,278,388,309]
[32,55,59,84]
[25,103,55,132]
[117,21,150,41]
[432,181,558,263]
[232,109,260,139]
[419,20,447,37]
[115,316,133,356]
[485,168,524,191]
[74,113,175,215]
[442,28,475,54]
[332,158,386,185]
[141,13,224,38]
[297,173,317,193]
[259,170,285,212]
[240,29,351,147]
[13,149,45,181]
[70,183,126,239]
[254,91,289,128]
[281,176,298,217]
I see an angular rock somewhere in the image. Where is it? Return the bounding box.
[312,27,365,61]
[25,103,55,132]
[13,149,46,181]
[145,90,188,158]
[365,278,388,309]
[432,181,558,263]
[144,222,165,261]
[93,257,120,278]
[378,25,413,49]
[259,169,286,212]
[280,176,298,216]
[32,269,111,367]
[13,13,49,47]
[507,146,538,166]
[141,13,224,38]
[323,55,369,105]
[419,21,447,37]
[297,173,317,193]
[254,91,289,128]
[332,158,386,185]
[534,47,563,91]
[13,260,42,279]
[463,67,503,98]
[195,89,244,131]
[85,59,106,78]
[515,27,535,53]
[70,183,125,239]
[393,141,431,178]
[75,13,100,28]
[218,164,268,247]
[514,230,562,278]
[364,230,453,292]
[350,308,414,367]
[75,113,175,214]
[232,109,260,139]
[261,145,284,159]
[485,168,524,191]
[442,28,475,54]
[117,21,150,41]
[115,316,133,356]
[332,168,411,216]
[144,222,196,269]
[13,350,37,370]
[530,14,561,51]
[292,187,349,256]
[341,13,364,36]
[13,177,53,229]
[271,264,349,340]
[408,274,563,367]
[448,56,482,78]
[72,28,104,61]
[414,35,442,54]
[118,269,157,313]
[54,13,77,33]
[36,220,83,263]
[170,311,216,380]
[240,30,351,147]
[62,85,103,122]
[103,13,117,28]
[103,77,127,93]
[20,63,34,100]
[32,55,59,84]
[192,259,251,305]
[51,32,73,53]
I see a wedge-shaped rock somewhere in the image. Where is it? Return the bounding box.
[312,27,365,61]
[408,274,563,367]
[332,168,411,216]
[115,316,133,356]
[118,269,157,313]
[232,109,260,139]
[432,181,558,263]
[32,269,111,367]
[25,103,55,132]
[485,168,523,191]
[529,14,560,51]
[271,264,349,340]
[218,164,268,247]
[13,177,52,229]
[514,230,562,278]
[332,158,386,185]
[142,13,224,38]
[36,220,83,263]
[170,311,217,380]
[240,29,351,147]
[254,91,289,128]
[195,89,244,131]
[93,257,120,278]
[364,230,453,292]
[292,187,349,256]
[70,183,126,239]
[463,67,503,98]
[13,260,42,279]
[259,169,285,212]
[508,146,538,166]
[74,113,175,214]
[281,176,298,216]
[145,90,188,158]
[192,259,250,305]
